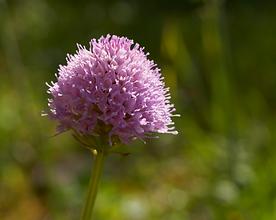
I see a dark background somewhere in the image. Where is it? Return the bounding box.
[0,0,276,219]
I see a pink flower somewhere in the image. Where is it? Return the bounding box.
[45,35,178,145]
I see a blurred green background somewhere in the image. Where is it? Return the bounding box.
[0,0,276,219]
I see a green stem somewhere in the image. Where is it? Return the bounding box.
[81,150,106,220]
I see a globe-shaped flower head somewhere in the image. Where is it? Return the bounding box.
[46,35,178,146]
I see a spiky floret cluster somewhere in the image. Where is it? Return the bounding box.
[46,35,177,145]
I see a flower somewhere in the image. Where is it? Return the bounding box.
[45,34,178,146]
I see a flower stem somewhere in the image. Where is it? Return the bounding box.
[81,150,106,220]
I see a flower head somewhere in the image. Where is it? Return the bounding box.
[45,35,177,146]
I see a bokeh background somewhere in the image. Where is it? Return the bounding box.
[0,0,276,219]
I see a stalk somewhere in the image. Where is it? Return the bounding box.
[81,150,106,220]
